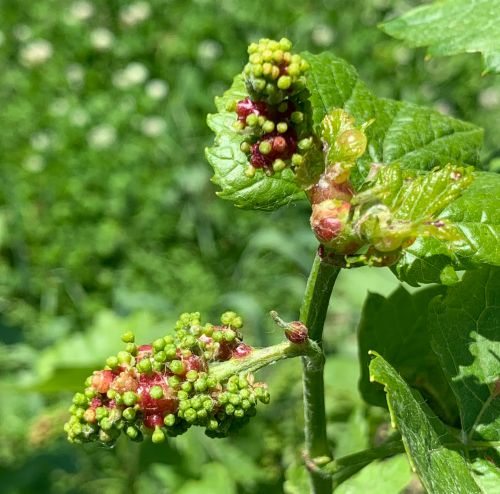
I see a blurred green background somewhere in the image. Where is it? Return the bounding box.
[0,1,498,493]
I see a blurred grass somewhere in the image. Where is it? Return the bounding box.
[0,0,498,493]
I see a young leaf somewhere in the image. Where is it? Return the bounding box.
[380,0,500,74]
[395,171,500,285]
[369,353,482,494]
[206,75,304,211]
[302,52,483,188]
[429,266,500,443]
[358,286,458,424]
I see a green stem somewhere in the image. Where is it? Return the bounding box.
[209,340,319,382]
[300,253,341,494]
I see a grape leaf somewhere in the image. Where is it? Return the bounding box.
[205,75,304,211]
[380,0,500,74]
[335,455,412,494]
[358,285,459,425]
[302,52,483,188]
[369,353,482,494]
[429,266,500,443]
[395,171,500,285]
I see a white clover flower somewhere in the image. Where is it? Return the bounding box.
[145,79,169,100]
[23,155,45,173]
[113,62,149,88]
[90,28,114,51]
[87,125,117,149]
[19,39,53,67]
[31,132,51,151]
[140,116,166,137]
[311,25,335,47]
[69,1,94,21]
[120,1,151,26]
[70,109,90,127]
[479,88,500,109]
[67,64,85,86]
[50,98,70,117]
[197,39,222,68]
[13,25,32,42]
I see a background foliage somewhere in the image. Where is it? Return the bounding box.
[0,0,499,492]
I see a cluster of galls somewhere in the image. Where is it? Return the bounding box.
[64,311,270,447]
[232,38,314,177]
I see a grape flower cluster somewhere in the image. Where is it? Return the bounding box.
[231,38,314,177]
[64,311,271,446]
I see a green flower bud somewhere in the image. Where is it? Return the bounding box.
[181,336,196,349]
[218,392,229,404]
[185,370,198,382]
[137,357,152,374]
[262,120,275,133]
[238,374,249,389]
[184,408,197,423]
[164,414,176,427]
[164,344,177,360]
[152,361,165,372]
[279,38,292,51]
[246,114,258,127]
[154,351,167,363]
[229,394,241,406]
[169,360,185,375]
[95,407,108,421]
[84,387,97,399]
[150,385,164,399]
[277,75,292,90]
[273,159,286,172]
[225,404,235,415]
[241,399,252,410]
[190,396,203,410]
[203,399,214,411]
[177,390,189,401]
[245,165,256,178]
[123,407,137,421]
[287,63,300,76]
[72,393,87,406]
[224,329,236,342]
[276,122,288,134]
[240,141,251,153]
[194,378,208,392]
[227,382,239,394]
[259,140,272,155]
[106,356,119,369]
[117,351,132,365]
[121,331,135,343]
[298,138,313,150]
[125,343,137,355]
[181,381,193,393]
[168,375,181,388]
[291,111,304,123]
[153,338,166,352]
[126,425,139,440]
[123,391,138,406]
[206,376,218,389]
[197,409,208,420]
[291,153,303,167]
[100,417,113,431]
[234,408,245,419]
[152,427,166,443]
